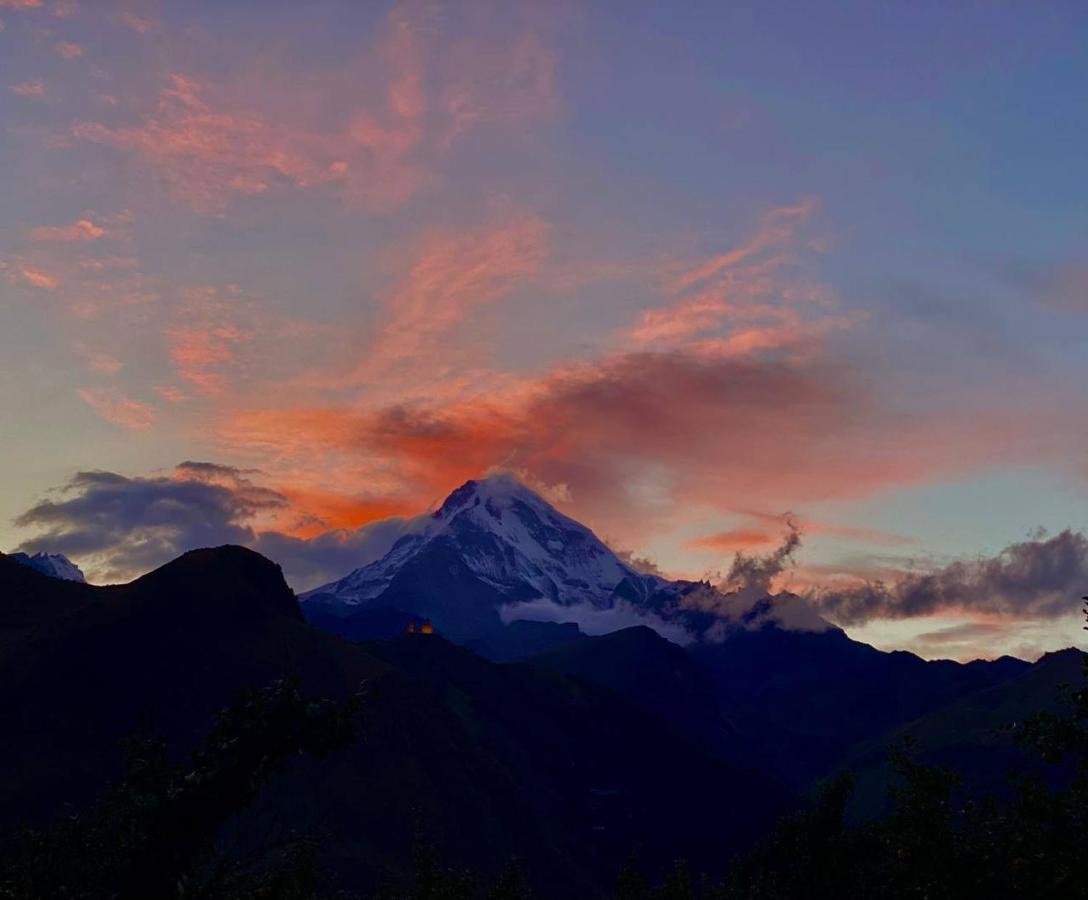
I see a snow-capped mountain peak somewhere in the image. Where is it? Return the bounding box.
[301,474,832,644]
[9,551,86,583]
[304,474,641,611]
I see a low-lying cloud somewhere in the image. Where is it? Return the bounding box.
[498,596,696,646]
[812,529,1088,625]
[12,464,1088,640]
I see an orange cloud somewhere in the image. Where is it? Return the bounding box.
[340,211,550,388]
[72,4,558,215]
[220,337,1078,552]
[165,287,249,395]
[29,219,106,241]
[11,80,46,97]
[1,260,60,290]
[0,0,43,8]
[734,509,917,548]
[155,385,189,403]
[167,323,245,394]
[275,487,417,538]
[71,4,433,215]
[77,387,156,430]
[687,529,778,553]
[219,350,854,538]
[55,40,82,58]
[87,353,124,374]
[626,198,844,357]
[73,74,348,213]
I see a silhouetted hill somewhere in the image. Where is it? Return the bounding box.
[527,625,730,750]
[0,545,792,896]
[0,546,377,828]
[846,646,1087,818]
[0,551,97,653]
[689,626,1029,787]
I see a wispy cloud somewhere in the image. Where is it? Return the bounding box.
[337,209,550,388]
[626,199,844,356]
[11,80,46,97]
[1,259,60,289]
[70,4,558,215]
[29,218,105,241]
[165,286,250,396]
[76,387,156,430]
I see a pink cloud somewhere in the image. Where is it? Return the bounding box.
[203,201,1076,547]
[441,31,560,146]
[0,0,44,9]
[72,5,558,214]
[55,41,82,58]
[114,10,153,33]
[687,528,780,553]
[11,80,46,97]
[73,74,347,213]
[155,385,189,403]
[625,198,844,357]
[220,336,1083,553]
[1,260,60,290]
[29,219,106,241]
[77,387,156,430]
[338,210,550,387]
[87,353,124,374]
[165,287,250,395]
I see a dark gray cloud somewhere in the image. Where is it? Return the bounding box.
[15,468,269,582]
[911,622,1008,646]
[813,529,1088,625]
[250,518,423,592]
[13,463,419,589]
[719,515,801,601]
[614,547,665,577]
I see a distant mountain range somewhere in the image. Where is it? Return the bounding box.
[302,473,829,651]
[300,476,1041,781]
[8,551,85,583]
[2,475,1083,896]
[0,547,791,895]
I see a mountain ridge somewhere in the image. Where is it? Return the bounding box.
[0,541,793,896]
[302,473,833,645]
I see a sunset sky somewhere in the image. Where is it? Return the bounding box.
[2,0,1087,661]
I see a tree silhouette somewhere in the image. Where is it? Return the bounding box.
[0,678,363,899]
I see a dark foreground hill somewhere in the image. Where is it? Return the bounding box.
[0,548,791,897]
[523,622,1031,790]
[844,645,1087,818]
[299,476,1036,795]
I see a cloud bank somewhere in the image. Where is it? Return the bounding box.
[812,529,1088,625]
[13,463,1088,640]
[13,462,423,589]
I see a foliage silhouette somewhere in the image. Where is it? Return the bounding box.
[0,678,363,899]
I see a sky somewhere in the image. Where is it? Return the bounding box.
[2,0,1087,662]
